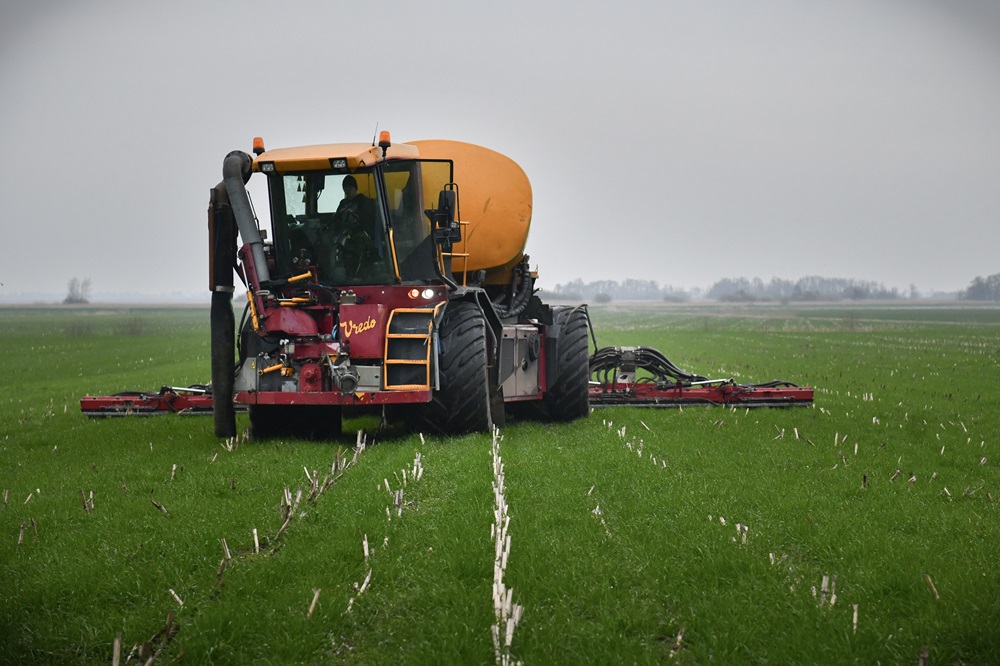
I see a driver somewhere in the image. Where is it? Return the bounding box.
[335,175,373,229]
[325,175,375,277]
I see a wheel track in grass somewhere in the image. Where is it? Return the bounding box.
[110,429,374,663]
[192,429,441,662]
[328,431,496,664]
[344,441,425,615]
[500,418,692,661]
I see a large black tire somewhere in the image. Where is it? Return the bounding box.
[418,301,492,434]
[250,404,342,441]
[544,306,591,421]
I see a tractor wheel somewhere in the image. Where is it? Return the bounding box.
[419,301,492,434]
[250,404,342,441]
[544,306,591,421]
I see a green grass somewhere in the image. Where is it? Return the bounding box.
[1,303,999,664]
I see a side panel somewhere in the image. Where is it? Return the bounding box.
[500,324,544,401]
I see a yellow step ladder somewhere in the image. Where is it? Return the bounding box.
[383,303,443,390]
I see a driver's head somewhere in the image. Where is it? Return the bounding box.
[343,175,358,198]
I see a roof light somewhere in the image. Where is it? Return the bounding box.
[252,137,265,155]
[330,158,348,169]
[260,162,275,173]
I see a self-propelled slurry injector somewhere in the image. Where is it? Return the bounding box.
[81,133,812,434]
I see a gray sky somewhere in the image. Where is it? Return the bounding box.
[2,0,998,300]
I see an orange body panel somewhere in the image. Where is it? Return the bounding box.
[253,142,420,173]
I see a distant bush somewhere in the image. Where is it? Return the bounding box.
[718,290,759,303]
[63,277,92,304]
[116,317,148,337]
[64,320,95,337]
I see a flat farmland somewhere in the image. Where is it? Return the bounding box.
[1,302,998,664]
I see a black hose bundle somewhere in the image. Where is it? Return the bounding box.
[589,346,800,389]
[492,256,534,319]
[589,346,708,387]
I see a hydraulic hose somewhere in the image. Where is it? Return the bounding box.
[493,256,533,318]
[589,346,709,387]
[588,346,800,390]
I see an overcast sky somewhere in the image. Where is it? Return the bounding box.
[2,0,998,300]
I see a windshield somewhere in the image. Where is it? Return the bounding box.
[270,170,393,286]
[267,160,454,286]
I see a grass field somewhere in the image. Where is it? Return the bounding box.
[1,302,999,664]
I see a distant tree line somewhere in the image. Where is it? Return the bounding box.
[548,275,910,303]
[705,276,900,302]
[961,273,1000,301]
[549,278,691,303]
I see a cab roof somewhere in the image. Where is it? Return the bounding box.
[252,141,421,174]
